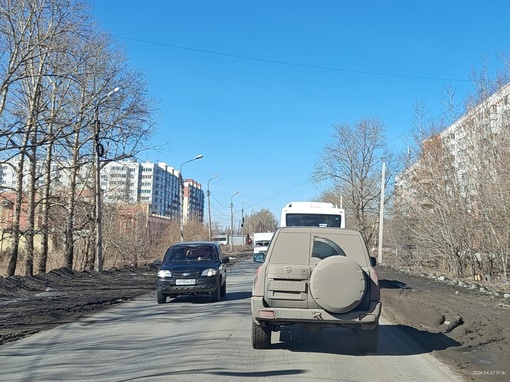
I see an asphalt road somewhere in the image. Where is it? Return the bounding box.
[0,259,465,382]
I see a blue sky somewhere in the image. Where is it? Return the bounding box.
[92,1,510,229]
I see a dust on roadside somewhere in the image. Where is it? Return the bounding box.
[378,265,510,382]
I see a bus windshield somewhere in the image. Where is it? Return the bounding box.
[285,213,342,228]
[280,202,345,228]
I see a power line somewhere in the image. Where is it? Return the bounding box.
[247,179,312,209]
[209,179,312,219]
[117,35,470,83]
[211,203,229,219]
[211,192,230,210]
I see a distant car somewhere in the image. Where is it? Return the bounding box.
[251,227,381,353]
[156,242,229,303]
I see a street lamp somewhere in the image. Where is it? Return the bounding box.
[207,174,219,241]
[94,86,121,272]
[179,154,203,242]
[241,199,249,250]
[249,206,257,242]
[230,191,239,251]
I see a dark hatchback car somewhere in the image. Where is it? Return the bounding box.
[156,242,229,303]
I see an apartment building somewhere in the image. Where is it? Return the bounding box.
[0,163,16,190]
[396,82,510,207]
[183,179,205,222]
[139,161,180,217]
[98,160,204,221]
[0,159,204,222]
[102,160,142,204]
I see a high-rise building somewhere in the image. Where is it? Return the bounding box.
[102,160,141,204]
[0,159,204,222]
[102,160,203,221]
[138,161,180,217]
[396,82,510,208]
[183,179,205,222]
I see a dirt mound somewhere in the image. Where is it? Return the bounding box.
[0,265,158,345]
[378,266,510,382]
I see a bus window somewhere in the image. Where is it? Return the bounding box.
[281,202,345,228]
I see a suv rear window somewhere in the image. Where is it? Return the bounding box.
[311,237,346,260]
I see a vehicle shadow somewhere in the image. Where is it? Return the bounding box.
[379,278,409,289]
[224,291,252,301]
[166,291,252,304]
[274,324,461,356]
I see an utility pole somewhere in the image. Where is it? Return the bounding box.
[94,87,121,272]
[207,174,219,241]
[241,199,249,250]
[230,191,239,251]
[377,162,386,265]
[179,155,203,242]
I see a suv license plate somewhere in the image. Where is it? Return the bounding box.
[176,279,196,285]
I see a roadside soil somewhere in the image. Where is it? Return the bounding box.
[1,257,509,382]
[377,265,510,382]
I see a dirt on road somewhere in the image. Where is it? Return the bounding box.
[0,259,509,382]
[378,266,510,382]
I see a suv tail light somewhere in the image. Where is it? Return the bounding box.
[258,310,275,319]
[369,269,380,300]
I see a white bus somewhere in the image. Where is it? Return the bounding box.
[280,201,345,228]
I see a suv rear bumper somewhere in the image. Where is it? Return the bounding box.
[251,297,381,326]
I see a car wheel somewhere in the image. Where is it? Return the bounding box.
[220,281,227,297]
[356,325,379,354]
[309,256,367,313]
[211,285,221,302]
[157,290,166,304]
[252,321,271,349]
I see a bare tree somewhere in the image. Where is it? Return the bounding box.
[0,0,59,276]
[313,117,396,246]
[462,76,510,278]
[395,71,510,278]
[245,209,278,233]
[0,0,155,276]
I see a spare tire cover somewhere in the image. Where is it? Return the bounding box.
[310,256,366,313]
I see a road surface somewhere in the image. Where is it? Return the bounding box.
[0,259,464,381]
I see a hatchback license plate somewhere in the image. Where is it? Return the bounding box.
[176,279,196,285]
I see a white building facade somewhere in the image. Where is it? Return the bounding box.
[0,159,204,222]
[101,160,204,221]
[396,82,510,208]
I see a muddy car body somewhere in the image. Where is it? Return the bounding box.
[251,227,381,352]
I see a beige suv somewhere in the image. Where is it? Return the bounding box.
[251,227,381,352]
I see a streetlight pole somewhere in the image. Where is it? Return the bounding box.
[179,154,203,242]
[230,191,239,251]
[207,174,219,241]
[241,199,249,250]
[250,206,257,242]
[94,86,120,272]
